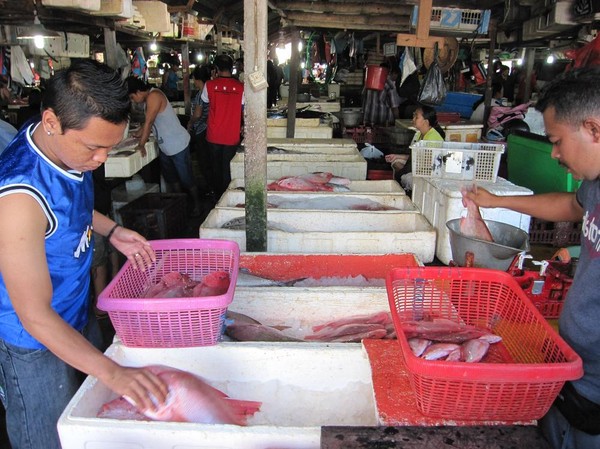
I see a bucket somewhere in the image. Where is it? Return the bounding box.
[341,108,362,127]
[446,218,530,271]
[365,65,388,91]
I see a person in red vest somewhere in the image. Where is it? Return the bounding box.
[201,54,244,197]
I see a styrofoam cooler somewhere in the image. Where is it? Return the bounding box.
[229,152,367,180]
[227,178,405,194]
[199,208,436,262]
[267,124,333,139]
[411,177,533,265]
[58,342,378,449]
[265,137,358,154]
[215,191,417,211]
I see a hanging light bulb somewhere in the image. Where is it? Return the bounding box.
[546,54,555,64]
[150,41,158,52]
[34,35,45,49]
[17,6,59,40]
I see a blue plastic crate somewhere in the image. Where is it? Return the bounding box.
[435,92,482,119]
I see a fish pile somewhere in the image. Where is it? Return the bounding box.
[402,318,502,363]
[98,365,261,425]
[235,196,398,211]
[267,172,351,192]
[220,216,298,232]
[304,311,395,342]
[142,271,230,298]
[224,310,303,342]
[460,187,494,242]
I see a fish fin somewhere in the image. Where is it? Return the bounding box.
[270,325,292,331]
[284,277,307,286]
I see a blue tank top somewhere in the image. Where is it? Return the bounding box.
[0,123,94,349]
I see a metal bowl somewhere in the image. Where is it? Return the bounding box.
[446,218,530,270]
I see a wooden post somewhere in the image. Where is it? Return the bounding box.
[103,28,118,71]
[243,0,268,251]
[483,18,497,130]
[523,48,536,103]
[181,42,191,116]
[286,28,300,139]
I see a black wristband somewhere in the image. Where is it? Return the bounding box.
[106,223,120,241]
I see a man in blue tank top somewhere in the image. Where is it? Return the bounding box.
[0,59,168,449]
[464,67,600,448]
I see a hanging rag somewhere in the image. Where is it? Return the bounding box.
[10,46,33,86]
[400,47,417,86]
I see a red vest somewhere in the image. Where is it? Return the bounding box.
[206,77,244,145]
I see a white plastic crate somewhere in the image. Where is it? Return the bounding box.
[199,207,436,262]
[266,124,333,139]
[411,140,505,182]
[229,152,367,180]
[58,342,378,449]
[227,178,405,194]
[104,139,158,178]
[411,6,491,33]
[411,176,533,265]
[215,191,417,211]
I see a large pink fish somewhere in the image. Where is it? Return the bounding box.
[460,188,494,242]
[99,365,261,425]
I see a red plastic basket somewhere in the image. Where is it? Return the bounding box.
[98,239,240,348]
[386,267,583,421]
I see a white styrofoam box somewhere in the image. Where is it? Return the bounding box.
[543,1,576,29]
[104,139,158,178]
[265,137,357,154]
[91,0,133,17]
[58,342,377,449]
[41,0,101,11]
[29,33,90,58]
[229,152,367,181]
[411,176,533,265]
[292,100,342,113]
[232,283,391,338]
[442,122,484,143]
[227,178,405,194]
[111,183,159,225]
[132,1,171,32]
[199,208,436,262]
[267,124,333,139]
[215,191,417,211]
[267,117,320,127]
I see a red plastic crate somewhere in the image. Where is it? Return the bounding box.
[98,239,240,348]
[386,267,582,421]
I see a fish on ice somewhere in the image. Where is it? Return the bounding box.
[98,365,261,425]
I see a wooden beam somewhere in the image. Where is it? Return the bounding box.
[291,20,411,32]
[275,1,412,15]
[395,0,444,49]
[284,11,410,27]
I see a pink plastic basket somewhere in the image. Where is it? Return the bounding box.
[386,267,583,421]
[98,239,240,348]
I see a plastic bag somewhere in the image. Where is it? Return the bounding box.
[417,46,447,106]
[400,47,417,86]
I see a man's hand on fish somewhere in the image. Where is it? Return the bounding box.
[462,186,499,209]
[105,365,169,413]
